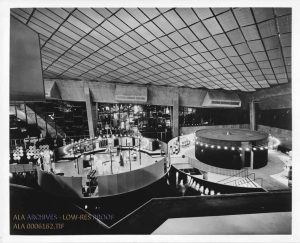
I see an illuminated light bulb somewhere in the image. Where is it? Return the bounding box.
[239,147,242,150]
[85,205,88,209]
[231,147,235,150]
[253,148,257,151]
[217,146,221,149]
[196,142,199,145]
[191,181,195,188]
[246,148,250,151]
[204,188,209,195]
[210,190,215,195]
[224,146,228,150]
[217,192,221,195]
[194,181,198,189]
[205,144,208,147]
[180,180,184,187]
[200,186,204,193]
[265,146,268,149]
[211,145,215,148]
[260,147,264,150]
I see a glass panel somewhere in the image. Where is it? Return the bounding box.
[96,103,172,141]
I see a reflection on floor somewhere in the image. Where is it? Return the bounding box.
[152,212,291,234]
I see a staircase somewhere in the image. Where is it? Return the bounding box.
[16,104,65,137]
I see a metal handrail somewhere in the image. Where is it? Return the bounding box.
[254,177,264,187]
[243,173,258,188]
[223,176,249,186]
[223,172,260,188]
[216,168,249,183]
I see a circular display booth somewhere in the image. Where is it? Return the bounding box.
[37,136,168,199]
[195,128,269,170]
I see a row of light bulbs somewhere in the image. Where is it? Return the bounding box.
[195,141,268,151]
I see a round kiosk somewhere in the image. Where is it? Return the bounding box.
[195,128,269,170]
[36,136,168,199]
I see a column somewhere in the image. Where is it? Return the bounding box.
[172,91,179,138]
[249,100,256,131]
[250,150,254,169]
[84,82,97,138]
[241,142,250,167]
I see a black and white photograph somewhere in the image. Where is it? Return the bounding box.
[1,0,299,242]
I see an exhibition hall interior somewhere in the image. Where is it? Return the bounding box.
[9,7,292,235]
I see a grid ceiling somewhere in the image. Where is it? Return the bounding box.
[11,7,291,91]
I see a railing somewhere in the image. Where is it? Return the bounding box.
[10,137,45,150]
[171,165,265,194]
[63,134,90,144]
[186,156,264,189]
[9,183,291,234]
[10,138,27,148]
[223,176,256,188]
[219,172,264,189]
[10,163,37,173]
[216,168,249,184]
[248,173,264,188]
[10,135,92,151]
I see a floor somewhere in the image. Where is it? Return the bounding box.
[247,150,291,190]
[152,212,291,234]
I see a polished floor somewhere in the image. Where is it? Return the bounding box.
[152,212,291,234]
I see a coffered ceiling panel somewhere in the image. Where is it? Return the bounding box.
[11,7,291,92]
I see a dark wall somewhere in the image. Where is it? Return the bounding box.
[180,106,291,131]
[195,144,243,170]
[195,144,268,170]
[253,150,268,169]
[180,107,249,126]
[257,108,292,130]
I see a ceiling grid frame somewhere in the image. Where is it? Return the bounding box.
[10,7,291,91]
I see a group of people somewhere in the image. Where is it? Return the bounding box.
[38,149,54,173]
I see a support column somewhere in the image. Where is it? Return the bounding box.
[172,91,179,138]
[84,82,97,138]
[249,100,256,131]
